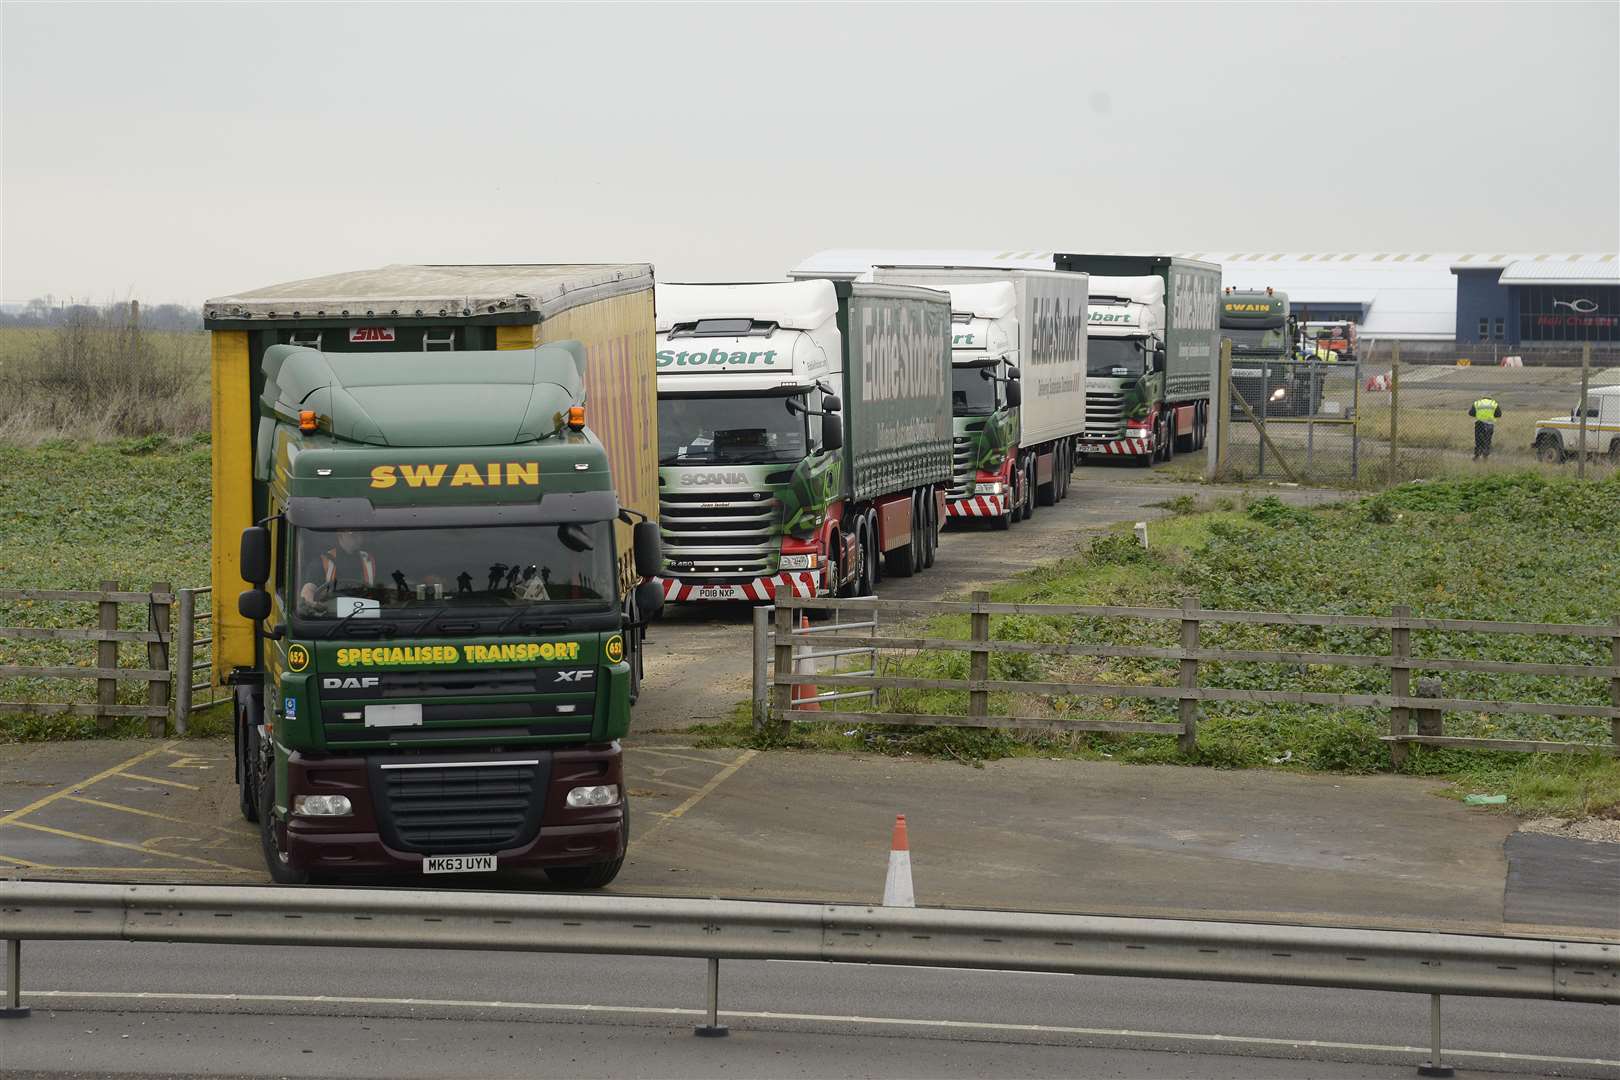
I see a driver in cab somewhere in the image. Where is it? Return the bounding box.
[298,530,378,615]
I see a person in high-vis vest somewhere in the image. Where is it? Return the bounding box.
[1468,397,1502,460]
[299,530,378,613]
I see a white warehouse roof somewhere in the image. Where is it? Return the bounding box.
[1496,260,1620,286]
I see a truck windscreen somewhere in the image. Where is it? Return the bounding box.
[1222,327,1288,352]
[294,523,615,622]
[658,393,809,465]
[951,365,998,415]
[1088,338,1145,378]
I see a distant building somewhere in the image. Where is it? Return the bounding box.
[1449,257,1619,346]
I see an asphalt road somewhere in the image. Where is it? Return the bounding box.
[5,939,1616,1078]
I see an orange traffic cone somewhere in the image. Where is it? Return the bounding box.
[883,814,914,907]
[791,612,820,712]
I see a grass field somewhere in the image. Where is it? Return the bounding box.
[701,472,1620,817]
[0,439,214,738]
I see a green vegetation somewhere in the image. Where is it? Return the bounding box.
[697,472,1620,817]
[0,322,209,444]
[1,439,216,736]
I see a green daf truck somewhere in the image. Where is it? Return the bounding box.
[203,264,661,887]
[1221,288,1318,418]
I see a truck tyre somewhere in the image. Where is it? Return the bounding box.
[866,510,883,587]
[237,706,259,823]
[258,759,311,886]
[1609,439,1620,466]
[1535,436,1565,464]
[1162,415,1176,464]
[547,799,629,890]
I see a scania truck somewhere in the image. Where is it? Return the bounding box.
[656,279,952,602]
[1055,254,1221,467]
[870,267,1088,529]
[204,264,661,887]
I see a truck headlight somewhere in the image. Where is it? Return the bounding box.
[567,784,620,808]
[1270,387,1288,401]
[779,554,820,570]
[981,482,1005,496]
[292,794,352,817]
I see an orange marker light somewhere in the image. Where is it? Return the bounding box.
[567,406,586,430]
[299,409,318,433]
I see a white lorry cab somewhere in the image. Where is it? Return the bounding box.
[1533,384,1620,465]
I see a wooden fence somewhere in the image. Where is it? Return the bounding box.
[760,593,1620,759]
[0,582,174,734]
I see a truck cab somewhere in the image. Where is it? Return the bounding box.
[1533,385,1620,464]
[1221,288,1316,417]
[204,263,661,888]
[1083,276,1168,461]
[655,281,845,602]
[943,283,1024,524]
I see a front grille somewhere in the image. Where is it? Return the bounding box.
[1085,392,1127,439]
[372,756,550,854]
[660,489,780,577]
[949,437,975,496]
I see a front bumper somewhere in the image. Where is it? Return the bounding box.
[282,745,624,874]
[1077,435,1153,456]
[946,493,1006,518]
[662,571,824,602]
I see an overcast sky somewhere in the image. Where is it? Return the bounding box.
[3,2,1616,304]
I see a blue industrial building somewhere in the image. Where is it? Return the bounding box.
[1452,259,1620,345]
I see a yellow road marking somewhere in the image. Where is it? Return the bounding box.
[117,771,200,791]
[63,795,244,834]
[639,750,756,842]
[164,756,216,770]
[5,820,245,871]
[631,746,743,767]
[0,851,66,869]
[0,741,177,826]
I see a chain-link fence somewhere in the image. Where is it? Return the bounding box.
[1215,342,1620,486]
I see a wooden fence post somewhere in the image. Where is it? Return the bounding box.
[772,604,795,736]
[1611,616,1619,753]
[1389,603,1412,768]
[751,605,770,732]
[147,582,171,737]
[96,580,120,731]
[1179,596,1200,754]
[968,591,990,720]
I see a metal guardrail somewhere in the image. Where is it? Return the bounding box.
[173,586,218,733]
[1,881,1615,1067]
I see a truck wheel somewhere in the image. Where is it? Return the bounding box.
[1536,437,1564,464]
[1609,440,1620,466]
[237,707,259,823]
[858,524,877,595]
[258,760,311,886]
[548,801,629,890]
[866,511,883,587]
[1175,408,1196,453]
[1162,416,1176,463]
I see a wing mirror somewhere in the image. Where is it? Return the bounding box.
[1006,380,1022,408]
[238,588,272,622]
[821,393,842,413]
[821,414,844,453]
[633,520,662,579]
[633,579,664,625]
[240,526,271,585]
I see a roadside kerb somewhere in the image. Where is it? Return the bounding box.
[757,595,1620,759]
[2,880,1615,1069]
